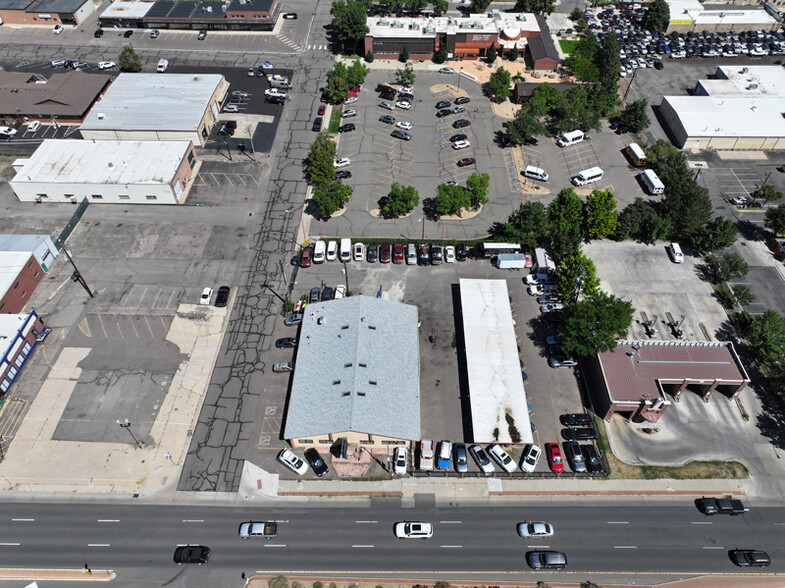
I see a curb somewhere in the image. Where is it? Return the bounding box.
[0,569,115,581]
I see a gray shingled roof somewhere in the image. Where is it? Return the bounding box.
[527,16,560,63]
[283,296,420,441]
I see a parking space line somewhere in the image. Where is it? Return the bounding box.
[97,315,109,339]
[143,316,156,339]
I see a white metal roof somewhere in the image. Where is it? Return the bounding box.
[0,312,34,357]
[11,140,193,185]
[0,251,32,301]
[367,12,538,39]
[81,73,224,132]
[662,96,785,138]
[100,1,153,18]
[459,279,533,445]
[707,65,785,97]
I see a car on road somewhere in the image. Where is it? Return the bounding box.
[696,497,748,516]
[436,440,452,469]
[450,134,468,142]
[353,242,365,261]
[549,355,577,368]
[453,442,468,473]
[545,443,564,473]
[124,29,134,37]
[396,121,412,130]
[341,109,356,118]
[391,130,411,140]
[520,444,541,473]
[214,286,230,307]
[238,521,278,539]
[379,242,392,263]
[277,448,308,475]
[457,157,475,167]
[304,448,329,477]
[453,119,471,129]
[282,11,297,18]
[436,109,452,118]
[199,287,212,305]
[394,521,433,538]
[197,29,207,40]
[393,446,407,475]
[540,303,564,313]
[517,521,554,538]
[317,104,326,115]
[561,427,597,441]
[452,140,471,150]
[379,115,395,125]
[379,101,395,110]
[174,545,210,565]
[526,550,567,570]
[444,245,456,263]
[395,100,411,110]
[334,158,351,168]
[435,100,451,109]
[284,313,303,326]
[273,361,294,373]
[336,170,351,179]
[730,549,770,567]
[563,441,586,473]
[339,123,355,133]
[275,337,298,348]
[468,444,494,473]
[560,413,593,427]
[582,444,603,474]
[439,67,455,73]
[488,444,516,473]
[454,96,471,105]
[98,61,115,70]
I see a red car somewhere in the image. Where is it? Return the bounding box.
[379,243,392,263]
[348,90,358,97]
[351,85,361,93]
[545,442,564,473]
[393,243,404,264]
[300,246,313,268]
[318,105,325,115]
[457,158,475,167]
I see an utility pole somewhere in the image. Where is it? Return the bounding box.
[244,124,256,162]
[63,248,94,298]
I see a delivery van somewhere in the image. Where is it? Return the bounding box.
[523,166,549,181]
[571,167,604,186]
[157,58,168,72]
[557,129,584,147]
[339,238,352,262]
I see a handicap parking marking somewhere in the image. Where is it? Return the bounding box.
[258,435,271,446]
[265,406,277,415]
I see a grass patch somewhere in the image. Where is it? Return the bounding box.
[594,417,749,480]
[559,40,581,54]
[328,107,342,134]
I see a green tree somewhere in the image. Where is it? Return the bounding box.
[434,183,471,216]
[347,59,370,88]
[269,575,289,588]
[312,180,352,217]
[382,183,419,217]
[489,66,512,102]
[514,0,556,13]
[646,0,670,32]
[381,0,402,12]
[584,189,618,239]
[745,310,785,369]
[470,0,492,11]
[766,203,785,235]
[365,50,374,63]
[665,182,713,242]
[399,45,409,62]
[549,188,583,234]
[331,1,370,53]
[395,62,416,86]
[754,184,784,205]
[705,252,749,284]
[555,84,601,132]
[404,0,427,14]
[118,45,142,72]
[508,45,520,61]
[325,61,351,104]
[732,284,755,307]
[305,133,337,186]
[486,43,498,64]
[433,44,447,64]
[564,35,599,82]
[508,106,547,145]
[433,0,448,16]
[499,201,549,252]
[466,172,490,209]
[692,217,738,253]
[570,7,584,20]
[557,250,601,303]
[596,31,621,87]
[619,99,651,132]
[559,291,635,357]
[528,83,567,116]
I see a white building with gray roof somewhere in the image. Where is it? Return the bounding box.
[283,296,420,450]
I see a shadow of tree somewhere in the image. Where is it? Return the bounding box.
[422,197,439,222]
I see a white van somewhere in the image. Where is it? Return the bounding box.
[668,242,684,263]
[640,169,665,195]
[406,243,417,265]
[523,165,549,182]
[571,167,604,186]
[326,240,338,261]
[156,58,168,72]
[313,240,326,263]
[557,129,584,147]
[339,238,352,262]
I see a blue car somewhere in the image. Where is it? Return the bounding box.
[436,440,452,469]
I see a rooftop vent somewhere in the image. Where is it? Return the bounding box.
[97,113,105,119]
[378,18,389,25]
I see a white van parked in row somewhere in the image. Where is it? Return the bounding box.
[571,167,604,186]
[313,240,326,263]
[339,238,352,262]
[557,129,584,147]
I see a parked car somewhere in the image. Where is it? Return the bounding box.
[453,119,471,129]
[391,130,411,140]
[549,355,577,368]
[197,29,207,40]
[98,61,115,70]
[272,361,294,373]
[453,442,468,473]
[367,243,378,263]
[379,115,395,125]
[124,29,133,38]
[173,545,210,565]
[435,100,451,109]
[452,140,471,150]
[439,67,455,73]
[394,521,433,539]
[150,29,160,38]
[199,287,212,305]
[561,427,597,441]
[393,243,405,264]
[275,337,298,349]
[436,440,452,469]
[300,247,313,268]
[379,101,395,110]
[520,444,541,473]
[53,24,64,34]
[341,109,356,118]
[488,444,516,473]
[277,448,308,475]
[304,448,329,477]
[393,446,407,475]
[336,170,351,179]
[282,12,297,19]
[457,157,475,167]
[560,413,593,427]
[563,441,586,473]
[436,109,452,118]
[214,286,230,307]
[454,96,471,105]
[309,287,321,303]
[379,242,392,263]
[456,244,468,261]
[431,244,443,265]
[517,521,554,538]
[468,444,494,474]
[334,285,346,299]
[94,28,104,37]
[396,121,412,131]
[540,303,564,313]
[538,295,560,304]
[444,245,456,263]
[339,123,356,133]
[582,444,603,474]
[321,286,333,301]
[334,158,351,168]
[418,243,430,265]
[419,440,434,471]
[353,242,365,261]
[284,313,302,326]
[545,442,564,473]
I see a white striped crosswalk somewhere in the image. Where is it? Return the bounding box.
[276,35,302,51]
[306,44,332,51]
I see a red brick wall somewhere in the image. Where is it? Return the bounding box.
[0,255,43,314]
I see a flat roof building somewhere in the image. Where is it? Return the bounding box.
[666,0,778,32]
[0,0,93,25]
[0,252,43,314]
[98,0,278,30]
[283,296,420,451]
[0,310,47,398]
[10,139,199,205]
[80,73,228,146]
[459,279,533,445]
[0,235,58,272]
[585,340,750,423]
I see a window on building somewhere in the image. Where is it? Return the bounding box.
[119,195,130,200]
[7,367,17,379]
[145,195,157,200]
[91,195,103,200]
[22,342,31,354]
[33,271,39,278]
[27,261,32,269]
[21,291,27,298]
[0,303,5,311]
[359,440,374,445]
[0,380,9,393]
[14,355,24,368]
[13,282,19,290]
[187,151,196,168]
[299,439,313,444]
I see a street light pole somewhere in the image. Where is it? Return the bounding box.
[116,419,143,449]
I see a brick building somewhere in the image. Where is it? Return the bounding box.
[0,310,48,397]
[0,252,44,314]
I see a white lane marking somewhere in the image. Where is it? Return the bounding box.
[607,521,629,524]
[691,521,713,525]
[528,545,550,549]
[11,519,34,522]
[182,519,204,523]
[97,519,120,523]
[775,523,785,526]
[355,520,378,524]
[702,546,724,549]
[264,544,286,548]
[352,545,374,548]
[0,543,20,546]
[88,544,110,547]
[615,546,637,549]
[439,520,462,524]
[440,545,462,548]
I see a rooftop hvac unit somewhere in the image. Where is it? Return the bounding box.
[425,25,435,33]
[392,19,403,27]
[448,17,457,25]
[747,83,758,90]
[491,9,500,18]
[378,18,389,25]
[409,22,418,29]
[517,13,527,21]
[472,20,483,28]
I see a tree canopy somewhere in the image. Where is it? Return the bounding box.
[646,0,670,32]
[118,45,142,72]
[765,203,785,235]
[557,250,601,303]
[381,183,419,218]
[584,189,619,240]
[596,32,621,88]
[549,188,583,234]
[692,217,738,253]
[619,99,651,133]
[489,67,512,102]
[312,180,352,217]
[305,133,337,186]
[559,291,635,357]
[434,183,471,216]
[499,201,549,252]
[395,62,416,86]
[466,172,490,209]
[331,0,370,53]
[514,0,555,14]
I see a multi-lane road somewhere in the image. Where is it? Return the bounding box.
[0,500,782,586]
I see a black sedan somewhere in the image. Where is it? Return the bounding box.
[367,243,378,263]
[275,337,298,348]
[581,444,603,474]
[730,549,771,567]
[304,448,329,477]
[454,96,471,105]
[336,170,352,179]
[123,29,133,37]
[214,285,230,307]
[436,109,452,118]
[450,133,468,142]
[560,413,593,427]
[339,123,355,133]
[561,427,597,441]
[173,545,210,565]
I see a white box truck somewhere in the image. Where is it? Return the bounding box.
[495,254,528,269]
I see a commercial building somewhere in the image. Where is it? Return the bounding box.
[10,140,199,204]
[659,66,785,150]
[283,296,420,450]
[0,310,48,397]
[524,15,560,71]
[364,12,542,61]
[0,0,93,26]
[0,252,44,314]
[584,340,750,423]
[458,279,533,445]
[80,73,228,146]
[0,71,111,125]
[98,0,278,30]
[665,0,779,32]
[0,235,58,272]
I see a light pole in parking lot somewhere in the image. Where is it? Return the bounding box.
[117,419,143,449]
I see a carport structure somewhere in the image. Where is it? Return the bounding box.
[585,340,750,424]
[458,279,533,445]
